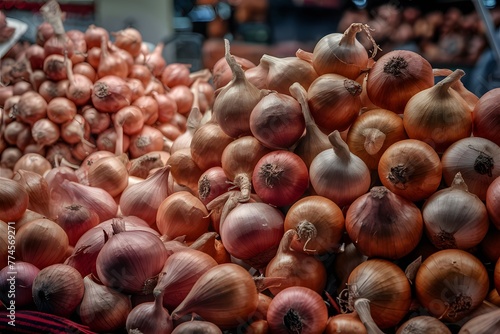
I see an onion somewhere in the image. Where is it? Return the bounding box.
[403,69,473,153]
[171,263,259,329]
[252,150,309,207]
[422,172,489,250]
[0,176,29,222]
[220,201,284,269]
[415,249,490,322]
[346,186,423,259]
[378,139,442,202]
[32,264,84,317]
[17,218,69,269]
[160,63,191,88]
[366,49,434,113]
[46,96,77,124]
[0,262,40,308]
[212,39,270,138]
[91,75,132,113]
[153,248,218,310]
[13,153,52,176]
[265,229,327,295]
[156,190,210,242]
[346,108,408,170]
[307,73,362,133]
[43,53,68,81]
[309,130,371,208]
[96,221,168,294]
[249,91,305,149]
[98,37,129,79]
[112,27,143,58]
[310,22,376,79]
[343,259,412,330]
[441,136,500,201]
[472,87,500,146]
[15,91,48,126]
[84,24,109,50]
[79,274,132,332]
[267,286,328,334]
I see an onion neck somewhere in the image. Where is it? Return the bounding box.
[329,130,351,161]
[233,173,252,202]
[435,69,465,96]
[354,298,384,334]
[342,23,364,46]
[450,172,469,192]
[361,128,386,155]
[224,39,246,82]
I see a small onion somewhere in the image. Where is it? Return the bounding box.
[0,261,40,308]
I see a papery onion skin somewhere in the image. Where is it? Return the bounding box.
[346,108,408,170]
[311,23,371,79]
[307,73,362,134]
[472,87,500,146]
[0,261,40,308]
[284,195,344,255]
[0,176,29,222]
[250,92,305,150]
[171,263,259,329]
[32,264,84,318]
[415,249,490,323]
[486,175,500,229]
[17,218,69,269]
[378,139,442,203]
[267,286,328,334]
[309,131,371,208]
[396,315,451,334]
[345,186,423,260]
[153,248,218,310]
[422,172,489,250]
[96,228,168,294]
[79,274,132,332]
[403,69,473,153]
[346,259,412,329]
[252,150,309,207]
[265,229,327,296]
[441,136,500,201]
[220,202,284,269]
[171,320,223,334]
[156,190,210,242]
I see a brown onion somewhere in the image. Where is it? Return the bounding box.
[0,176,29,222]
[415,249,489,322]
[311,22,376,79]
[113,27,142,58]
[473,87,500,146]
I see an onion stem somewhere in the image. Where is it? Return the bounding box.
[354,298,384,334]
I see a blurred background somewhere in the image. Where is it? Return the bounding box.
[2,0,500,95]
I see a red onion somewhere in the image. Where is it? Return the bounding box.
[252,150,309,207]
[0,262,40,308]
